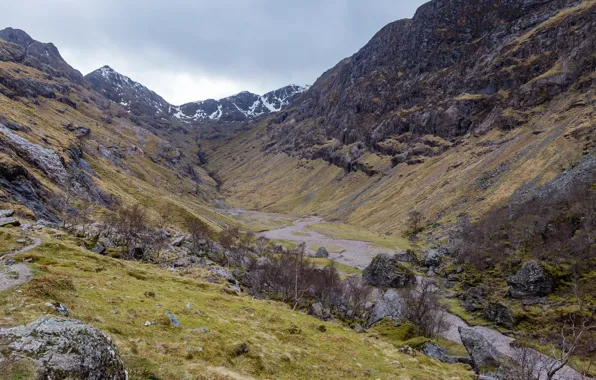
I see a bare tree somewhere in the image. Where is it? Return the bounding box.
[400,279,448,338]
[185,216,211,253]
[255,236,270,255]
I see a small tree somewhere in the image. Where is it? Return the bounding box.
[405,210,425,237]
[401,279,448,338]
[220,226,240,250]
[255,236,270,255]
[185,216,210,253]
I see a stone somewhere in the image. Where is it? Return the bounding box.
[483,302,515,328]
[424,249,442,267]
[234,343,249,356]
[165,311,182,326]
[423,342,454,363]
[353,323,366,333]
[144,291,155,298]
[367,289,402,327]
[208,266,236,283]
[315,247,329,258]
[508,260,553,298]
[363,254,416,288]
[458,327,503,371]
[224,285,241,296]
[91,242,106,255]
[393,250,418,263]
[463,286,486,312]
[0,217,20,227]
[0,317,127,379]
[172,235,185,247]
[310,302,324,318]
[191,327,210,334]
[0,209,14,217]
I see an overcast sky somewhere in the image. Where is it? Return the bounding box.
[0,1,426,104]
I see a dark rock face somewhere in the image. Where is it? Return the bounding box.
[0,317,127,379]
[463,286,486,312]
[0,28,83,83]
[423,342,454,363]
[363,254,416,288]
[483,302,515,329]
[315,247,329,258]
[459,326,503,371]
[508,260,553,298]
[394,250,418,263]
[265,0,595,174]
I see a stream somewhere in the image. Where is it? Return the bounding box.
[224,209,589,380]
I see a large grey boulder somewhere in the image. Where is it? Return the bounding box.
[508,260,553,298]
[315,247,329,258]
[363,254,416,288]
[458,326,503,371]
[0,317,127,379]
[483,302,515,329]
[0,209,14,217]
[0,217,20,227]
[367,288,403,327]
[424,249,442,267]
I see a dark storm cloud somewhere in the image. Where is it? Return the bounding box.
[0,0,426,103]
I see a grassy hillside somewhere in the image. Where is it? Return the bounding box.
[206,85,593,235]
[0,227,473,379]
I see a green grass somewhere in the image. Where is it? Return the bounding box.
[306,222,411,251]
[309,258,362,276]
[0,232,473,379]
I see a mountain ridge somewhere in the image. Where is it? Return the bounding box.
[84,64,309,126]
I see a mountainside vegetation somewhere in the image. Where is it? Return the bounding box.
[0,0,595,379]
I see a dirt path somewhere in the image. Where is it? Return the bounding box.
[0,237,42,292]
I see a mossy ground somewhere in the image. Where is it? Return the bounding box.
[0,231,473,380]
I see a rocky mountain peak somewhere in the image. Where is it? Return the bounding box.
[0,27,34,48]
[0,27,83,82]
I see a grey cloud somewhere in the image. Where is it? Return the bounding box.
[0,0,426,101]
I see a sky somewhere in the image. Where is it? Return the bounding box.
[0,1,426,105]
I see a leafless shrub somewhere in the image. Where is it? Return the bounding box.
[184,215,211,252]
[400,279,448,338]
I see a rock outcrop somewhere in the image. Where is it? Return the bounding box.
[507,260,554,299]
[458,326,503,371]
[362,253,416,288]
[0,317,127,379]
[264,0,596,174]
[483,302,515,329]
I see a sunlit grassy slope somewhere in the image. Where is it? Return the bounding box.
[0,232,473,380]
[206,86,593,235]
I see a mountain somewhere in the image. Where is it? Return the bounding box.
[206,0,595,232]
[0,27,82,83]
[172,85,309,123]
[263,0,594,172]
[85,65,171,121]
[85,65,308,126]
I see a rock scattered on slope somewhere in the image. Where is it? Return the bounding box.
[507,260,553,299]
[483,302,515,329]
[0,317,127,379]
[0,217,20,227]
[363,253,416,288]
[458,326,503,371]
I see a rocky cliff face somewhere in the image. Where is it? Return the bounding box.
[265,0,595,173]
[0,27,83,83]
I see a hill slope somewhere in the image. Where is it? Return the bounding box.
[206,0,596,234]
